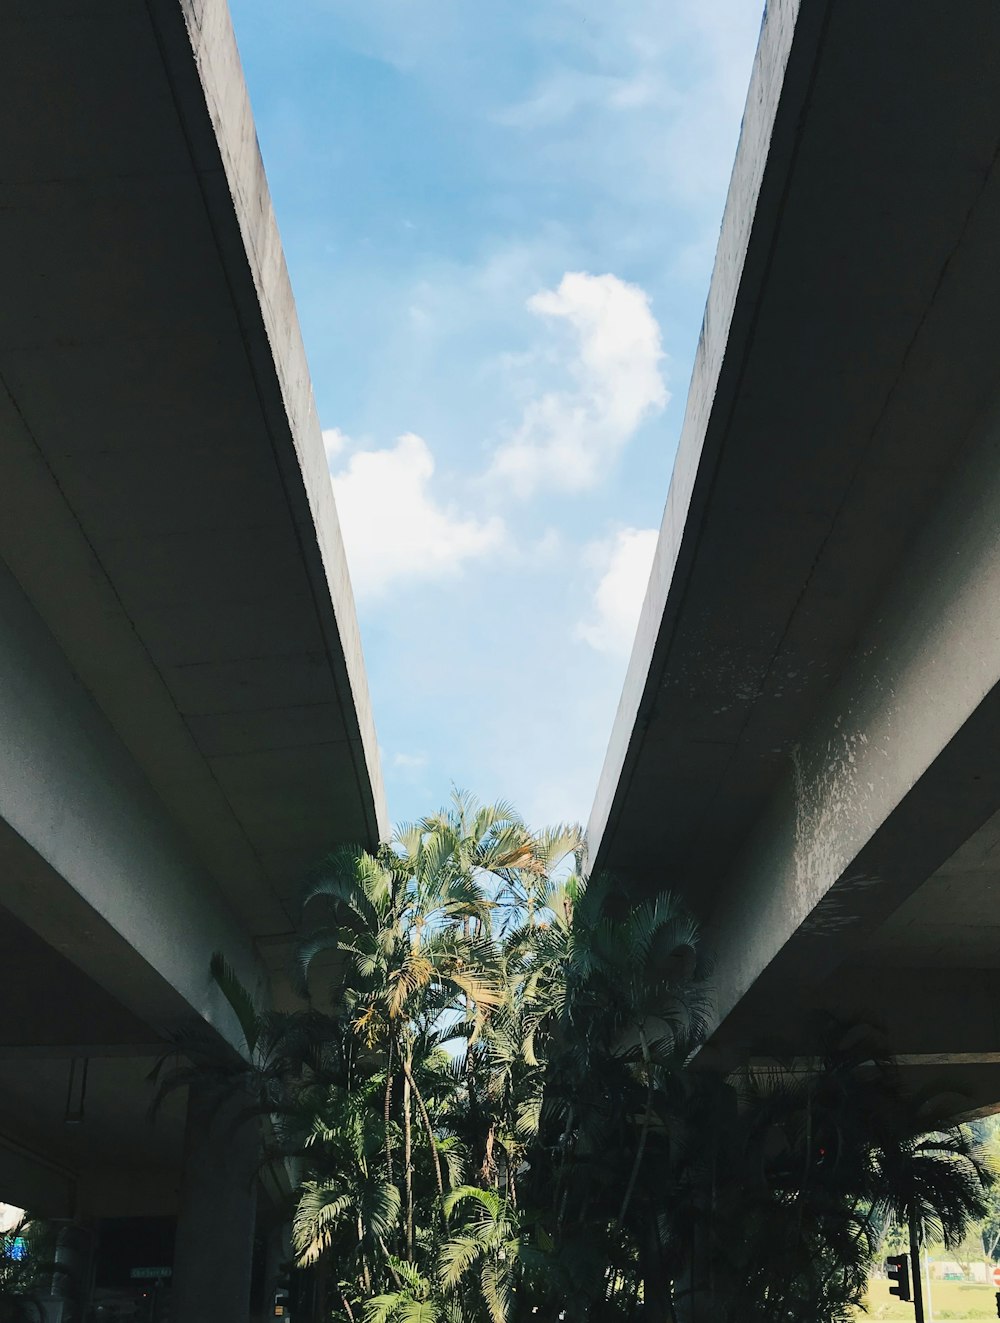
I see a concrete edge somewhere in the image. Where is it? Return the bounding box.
[160,0,389,844]
[585,0,824,874]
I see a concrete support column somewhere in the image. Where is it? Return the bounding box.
[42,1220,95,1323]
[172,1080,259,1323]
[673,1226,713,1323]
[253,1222,290,1323]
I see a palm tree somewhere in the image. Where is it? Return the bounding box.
[691,1023,994,1323]
[412,791,581,935]
[0,1219,59,1323]
[532,874,709,1304]
[292,1083,401,1285]
[298,838,501,1258]
[363,1257,462,1323]
[149,950,349,1136]
[438,1186,544,1323]
[444,869,706,1322]
[297,797,582,1260]
[154,793,998,1323]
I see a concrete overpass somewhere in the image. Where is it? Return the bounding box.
[0,0,385,1314]
[590,0,1000,1113]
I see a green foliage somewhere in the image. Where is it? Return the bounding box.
[648,1027,993,1323]
[189,790,994,1323]
[972,1115,1000,1261]
[0,1218,57,1322]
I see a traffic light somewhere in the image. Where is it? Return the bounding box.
[887,1254,910,1302]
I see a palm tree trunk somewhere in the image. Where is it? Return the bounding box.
[377,1237,404,1290]
[639,1223,672,1323]
[618,1025,654,1228]
[403,1057,447,1217]
[482,1124,496,1188]
[627,1266,642,1320]
[311,1253,330,1323]
[384,1037,395,1185]
[403,1065,414,1261]
[357,1218,372,1294]
[555,1106,575,1235]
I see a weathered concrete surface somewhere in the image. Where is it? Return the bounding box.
[589,0,1000,1107]
[172,1082,259,1323]
[0,0,386,1212]
[709,405,1000,1039]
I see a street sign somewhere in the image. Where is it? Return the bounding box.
[130,1266,172,1280]
[992,1265,1000,1288]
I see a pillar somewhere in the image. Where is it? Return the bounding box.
[252,1222,291,1322]
[41,1220,95,1322]
[172,1081,260,1322]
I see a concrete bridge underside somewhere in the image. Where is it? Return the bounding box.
[8,0,1000,1314]
[0,0,385,1314]
[590,0,1000,1115]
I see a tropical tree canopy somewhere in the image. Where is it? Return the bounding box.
[196,792,992,1323]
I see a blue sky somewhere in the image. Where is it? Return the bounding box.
[228,0,764,832]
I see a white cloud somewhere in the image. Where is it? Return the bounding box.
[577,527,658,655]
[393,751,428,770]
[489,272,668,495]
[495,69,628,128]
[331,432,505,598]
[484,0,763,213]
[495,65,661,130]
[322,427,350,462]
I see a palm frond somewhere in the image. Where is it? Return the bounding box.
[209,951,261,1054]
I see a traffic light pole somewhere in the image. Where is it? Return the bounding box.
[909,1213,926,1323]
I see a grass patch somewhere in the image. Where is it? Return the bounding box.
[858,1277,998,1319]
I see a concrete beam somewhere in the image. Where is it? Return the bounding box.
[740,967,1000,1066]
[0,0,387,950]
[0,554,260,1044]
[708,403,1000,1039]
[590,0,1000,901]
[587,0,820,871]
[0,0,391,1229]
[582,0,1000,1107]
[149,0,387,845]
